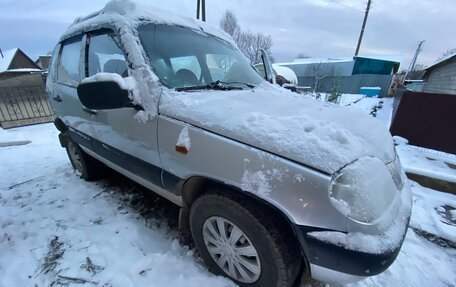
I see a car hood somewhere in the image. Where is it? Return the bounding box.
[159,82,395,174]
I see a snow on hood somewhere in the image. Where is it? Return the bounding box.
[160,82,395,174]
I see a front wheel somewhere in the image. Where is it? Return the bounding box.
[65,136,105,181]
[189,192,302,287]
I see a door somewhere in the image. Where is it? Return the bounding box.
[53,35,95,148]
[83,29,162,187]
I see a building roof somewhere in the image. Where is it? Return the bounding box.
[284,57,354,66]
[279,55,401,67]
[425,52,456,71]
[0,48,19,72]
[35,55,52,70]
[0,48,42,73]
[356,54,403,64]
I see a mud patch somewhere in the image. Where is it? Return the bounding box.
[0,140,31,148]
[81,257,104,276]
[435,204,456,226]
[411,227,456,249]
[39,236,65,275]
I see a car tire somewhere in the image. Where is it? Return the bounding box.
[65,136,105,181]
[190,192,302,287]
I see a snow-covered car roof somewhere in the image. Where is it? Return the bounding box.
[60,0,234,45]
[58,0,237,123]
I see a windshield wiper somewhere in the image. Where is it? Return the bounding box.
[175,80,251,92]
[217,81,256,88]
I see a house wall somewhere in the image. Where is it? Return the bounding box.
[423,60,456,95]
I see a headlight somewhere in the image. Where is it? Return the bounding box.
[329,157,398,223]
[387,152,405,190]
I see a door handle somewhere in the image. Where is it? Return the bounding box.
[82,107,97,115]
[53,95,63,102]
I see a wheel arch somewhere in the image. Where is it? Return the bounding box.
[179,175,310,277]
[180,176,297,231]
[54,117,67,133]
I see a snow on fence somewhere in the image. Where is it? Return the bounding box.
[0,86,53,129]
[297,74,394,97]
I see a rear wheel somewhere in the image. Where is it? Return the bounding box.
[65,137,105,181]
[190,192,302,287]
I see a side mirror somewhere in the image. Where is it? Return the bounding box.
[260,49,276,85]
[282,83,298,93]
[77,80,132,110]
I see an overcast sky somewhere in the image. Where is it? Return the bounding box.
[1,0,455,68]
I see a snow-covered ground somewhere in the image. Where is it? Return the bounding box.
[1,123,455,287]
[308,93,394,128]
[0,124,234,287]
[395,139,456,184]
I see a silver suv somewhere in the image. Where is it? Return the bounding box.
[47,1,412,286]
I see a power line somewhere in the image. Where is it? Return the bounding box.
[327,0,364,13]
[369,3,420,42]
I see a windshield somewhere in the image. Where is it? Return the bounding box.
[138,24,264,90]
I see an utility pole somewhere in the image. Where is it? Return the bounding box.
[196,0,200,20]
[196,0,206,22]
[403,40,425,81]
[354,0,372,57]
[202,0,206,22]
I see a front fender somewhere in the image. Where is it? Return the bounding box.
[157,115,348,232]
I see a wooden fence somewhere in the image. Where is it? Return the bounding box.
[0,86,53,129]
[390,90,456,154]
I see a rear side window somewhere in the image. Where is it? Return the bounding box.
[87,33,127,77]
[47,44,60,82]
[57,38,82,85]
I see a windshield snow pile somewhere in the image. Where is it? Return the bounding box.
[160,82,395,174]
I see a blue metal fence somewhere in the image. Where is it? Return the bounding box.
[298,74,394,97]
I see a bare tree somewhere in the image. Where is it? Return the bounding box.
[296,53,310,59]
[220,10,240,37]
[309,62,329,93]
[236,31,273,64]
[406,63,426,80]
[220,10,273,64]
[437,48,456,61]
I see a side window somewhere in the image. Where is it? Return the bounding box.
[87,33,128,77]
[47,44,60,82]
[57,38,82,85]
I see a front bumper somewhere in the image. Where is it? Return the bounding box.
[293,222,409,284]
[292,180,412,284]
